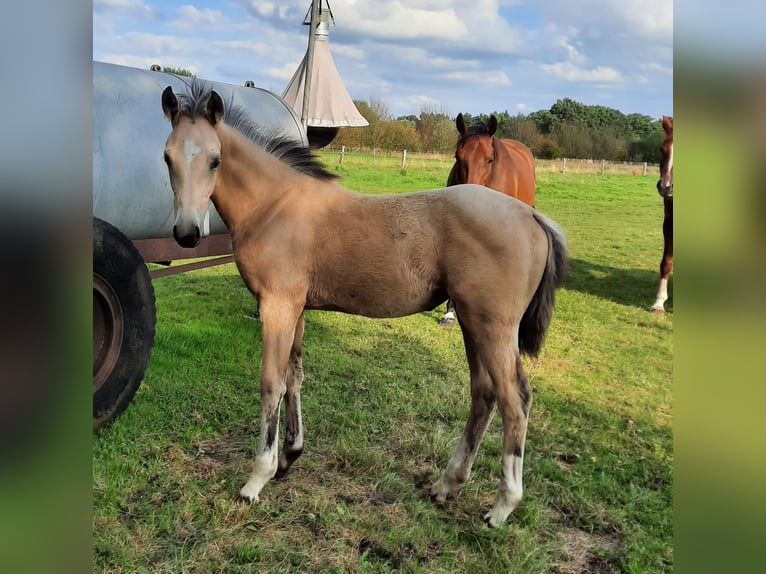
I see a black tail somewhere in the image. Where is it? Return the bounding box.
[518,213,568,357]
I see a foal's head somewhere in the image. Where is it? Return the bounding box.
[452,113,498,186]
[657,115,673,199]
[162,83,224,248]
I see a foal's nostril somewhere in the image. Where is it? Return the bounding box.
[173,224,202,248]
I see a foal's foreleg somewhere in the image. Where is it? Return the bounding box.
[239,301,302,503]
[276,311,305,478]
[484,354,531,527]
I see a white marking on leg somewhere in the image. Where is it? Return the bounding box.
[651,277,668,311]
[442,311,455,321]
[239,412,280,502]
[484,453,524,527]
[431,434,472,502]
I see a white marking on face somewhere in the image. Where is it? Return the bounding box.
[184,140,201,165]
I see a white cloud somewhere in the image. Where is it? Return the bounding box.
[265,62,304,82]
[171,6,233,31]
[445,70,511,86]
[93,0,672,118]
[541,61,622,83]
[93,0,162,20]
[330,43,365,61]
[341,2,468,41]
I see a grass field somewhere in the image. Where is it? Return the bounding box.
[93,161,673,573]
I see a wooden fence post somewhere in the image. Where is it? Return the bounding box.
[601,159,605,175]
[401,149,407,169]
[373,148,376,166]
[562,158,567,174]
[340,145,345,165]
[643,162,647,176]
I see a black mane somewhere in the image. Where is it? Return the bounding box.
[175,79,339,181]
[464,122,490,138]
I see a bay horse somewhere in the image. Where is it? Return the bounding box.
[161,82,567,527]
[439,113,537,326]
[651,116,673,312]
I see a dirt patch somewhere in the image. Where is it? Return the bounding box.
[554,527,622,574]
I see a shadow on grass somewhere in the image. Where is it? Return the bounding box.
[564,258,673,313]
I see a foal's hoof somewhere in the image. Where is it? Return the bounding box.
[429,481,451,503]
[483,509,509,528]
[237,485,260,504]
[438,316,455,328]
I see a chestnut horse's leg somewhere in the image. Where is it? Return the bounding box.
[276,311,305,478]
[438,299,457,327]
[430,326,496,500]
[239,297,304,503]
[651,200,673,312]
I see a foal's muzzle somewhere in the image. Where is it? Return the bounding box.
[173,224,201,248]
[657,180,673,199]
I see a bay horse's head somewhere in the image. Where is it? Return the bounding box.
[161,83,224,248]
[657,115,673,199]
[452,113,498,186]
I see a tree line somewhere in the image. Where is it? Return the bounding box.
[333,96,668,163]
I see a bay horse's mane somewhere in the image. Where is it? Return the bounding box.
[174,79,339,181]
[461,121,492,140]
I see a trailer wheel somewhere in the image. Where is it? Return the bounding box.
[93,218,156,430]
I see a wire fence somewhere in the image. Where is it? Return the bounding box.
[319,146,659,177]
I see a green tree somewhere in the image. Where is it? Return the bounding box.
[417,106,455,153]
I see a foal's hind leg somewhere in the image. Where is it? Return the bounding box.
[431,328,496,501]
[276,311,305,478]
[239,299,303,503]
[483,352,531,527]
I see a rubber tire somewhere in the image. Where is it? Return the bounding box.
[93,218,156,430]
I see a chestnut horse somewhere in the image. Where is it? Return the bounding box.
[161,82,567,527]
[651,116,673,312]
[439,113,537,326]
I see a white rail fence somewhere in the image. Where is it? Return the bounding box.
[321,146,658,176]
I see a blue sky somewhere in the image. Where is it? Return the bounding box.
[93,0,672,119]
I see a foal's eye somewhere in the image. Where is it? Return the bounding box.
[210,156,221,170]
[487,158,494,164]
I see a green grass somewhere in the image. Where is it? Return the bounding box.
[93,168,672,573]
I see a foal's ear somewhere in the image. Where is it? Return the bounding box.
[456,113,467,135]
[487,115,498,136]
[162,86,180,123]
[206,90,225,125]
